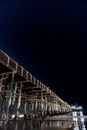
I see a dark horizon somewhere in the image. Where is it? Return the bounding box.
[0,0,87,110]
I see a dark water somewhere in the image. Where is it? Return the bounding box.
[0,117,87,130]
[0,111,87,130]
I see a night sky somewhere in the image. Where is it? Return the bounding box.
[0,0,87,109]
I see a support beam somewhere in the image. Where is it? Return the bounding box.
[24,99,27,119]
[15,83,22,120]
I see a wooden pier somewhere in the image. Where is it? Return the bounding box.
[0,50,72,121]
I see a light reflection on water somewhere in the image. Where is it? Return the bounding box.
[0,111,87,130]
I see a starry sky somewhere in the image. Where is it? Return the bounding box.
[0,0,87,109]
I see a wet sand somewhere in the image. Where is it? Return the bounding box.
[0,117,87,130]
[0,114,87,130]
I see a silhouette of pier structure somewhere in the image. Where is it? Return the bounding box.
[0,50,72,121]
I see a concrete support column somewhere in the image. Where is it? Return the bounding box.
[0,82,7,117]
[41,101,44,111]
[24,100,27,119]
[67,107,69,112]
[56,104,59,114]
[35,100,37,110]
[34,99,38,118]
[0,80,3,92]
[62,106,64,113]
[41,92,44,110]
[15,83,22,120]
[48,102,51,116]
[54,101,57,114]
[51,103,53,115]
[44,97,47,117]
[34,91,38,113]
[6,72,15,119]
[31,101,34,111]
[61,105,63,113]
[57,104,59,113]
[0,80,3,113]
[66,107,68,113]
[58,105,61,113]
[63,106,66,113]
[12,83,18,105]
[27,101,31,117]
[54,102,57,114]
[41,92,44,118]
[7,73,14,107]
[35,92,37,113]
[38,101,40,111]
[53,102,56,114]
[51,102,55,115]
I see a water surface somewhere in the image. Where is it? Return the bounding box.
[0,116,87,130]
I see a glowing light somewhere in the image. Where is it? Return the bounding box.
[12,114,24,118]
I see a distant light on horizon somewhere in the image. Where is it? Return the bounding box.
[71,105,82,109]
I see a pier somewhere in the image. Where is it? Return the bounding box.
[0,50,72,122]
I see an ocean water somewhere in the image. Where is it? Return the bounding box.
[0,111,87,130]
[0,117,87,130]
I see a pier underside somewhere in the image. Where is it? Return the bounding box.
[0,50,72,123]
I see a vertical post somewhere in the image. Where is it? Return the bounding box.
[54,100,57,115]
[12,83,18,105]
[60,105,62,113]
[7,72,15,119]
[48,100,51,115]
[58,104,61,113]
[44,94,47,117]
[41,92,43,110]
[35,99,37,118]
[57,102,59,114]
[24,99,27,119]
[28,100,31,117]
[0,79,7,116]
[35,100,37,110]
[0,80,3,92]
[51,102,54,116]
[15,82,22,120]
[0,80,3,113]
[31,101,34,111]
[41,91,44,118]
[35,92,37,114]
[31,88,34,117]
